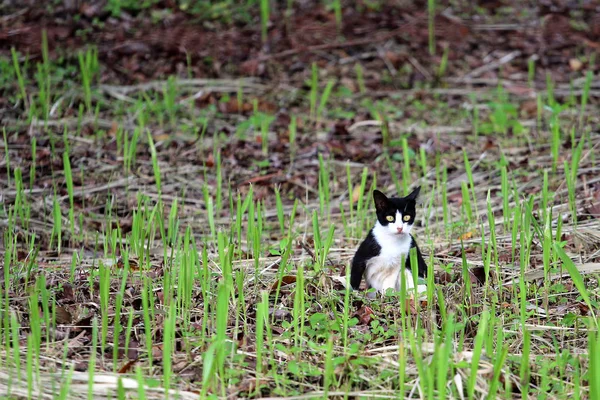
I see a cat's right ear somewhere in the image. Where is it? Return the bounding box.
[373,190,389,211]
[406,186,421,201]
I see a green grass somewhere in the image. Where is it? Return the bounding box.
[1,22,600,400]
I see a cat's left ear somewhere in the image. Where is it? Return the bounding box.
[406,186,421,201]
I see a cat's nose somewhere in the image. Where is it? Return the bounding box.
[397,226,403,233]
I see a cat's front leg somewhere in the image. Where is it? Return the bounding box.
[399,268,427,295]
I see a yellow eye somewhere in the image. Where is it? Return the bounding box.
[386,215,394,222]
[403,215,411,222]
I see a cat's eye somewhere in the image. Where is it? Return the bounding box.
[403,215,411,222]
[386,215,394,222]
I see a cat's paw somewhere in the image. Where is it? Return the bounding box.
[406,284,428,301]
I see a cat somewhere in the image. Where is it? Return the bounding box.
[350,187,428,296]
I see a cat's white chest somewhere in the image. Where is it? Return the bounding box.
[365,227,414,292]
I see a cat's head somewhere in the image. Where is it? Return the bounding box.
[372,187,420,237]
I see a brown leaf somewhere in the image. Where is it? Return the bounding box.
[520,100,538,118]
[587,200,600,219]
[240,59,263,76]
[498,252,512,263]
[270,308,292,322]
[448,192,463,205]
[506,85,534,97]
[218,98,253,114]
[128,339,140,359]
[72,315,94,333]
[569,58,583,71]
[67,331,86,352]
[270,275,297,292]
[116,257,139,270]
[352,185,363,203]
[271,326,285,335]
[74,361,89,372]
[353,305,374,325]
[108,121,119,137]
[79,2,103,17]
[61,283,75,303]
[205,153,215,168]
[152,345,163,360]
[435,271,454,285]
[118,357,140,374]
[482,138,496,151]
[235,378,268,396]
[218,97,276,114]
[404,298,418,315]
[460,230,475,240]
[469,267,489,286]
[55,306,73,324]
[577,302,590,315]
[384,51,404,67]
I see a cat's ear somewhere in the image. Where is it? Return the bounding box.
[373,190,390,211]
[406,186,421,201]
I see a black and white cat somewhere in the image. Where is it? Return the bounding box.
[350,187,428,295]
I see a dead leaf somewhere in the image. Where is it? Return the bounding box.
[569,58,583,71]
[218,98,253,113]
[448,192,463,205]
[520,100,538,118]
[587,200,600,219]
[240,59,263,76]
[235,378,268,396]
[72,315,94,333]
[460,230,474,240]
[270,275,297,293]
[435,270,454,285]
[173,359,189,373]
[523,262,600,282]
[118,357,140,374]
[329,274,349,290]
[128,340,140,359]
[271,326,285,335]
[55,306,73,324]
[482,138,496,151]
[108,121,119,137]
[60,283,75,303]
[205,153,215,167]
[79,2,103,17]
[384,51,404,67]
[269,308,292,321]
[218,97,276,114]
[577,302,590,315]
[152,345,163,360]
[468,267,489,286]
[499,252,512,263]
[67,331,86,351]
[404,298,418,315]
[506,85,534,96]
[353,305,374,325]
[352,185,363,203]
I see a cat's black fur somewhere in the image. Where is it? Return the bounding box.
[350,187,428,291]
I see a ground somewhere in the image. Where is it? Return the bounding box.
[1,0,600,398]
